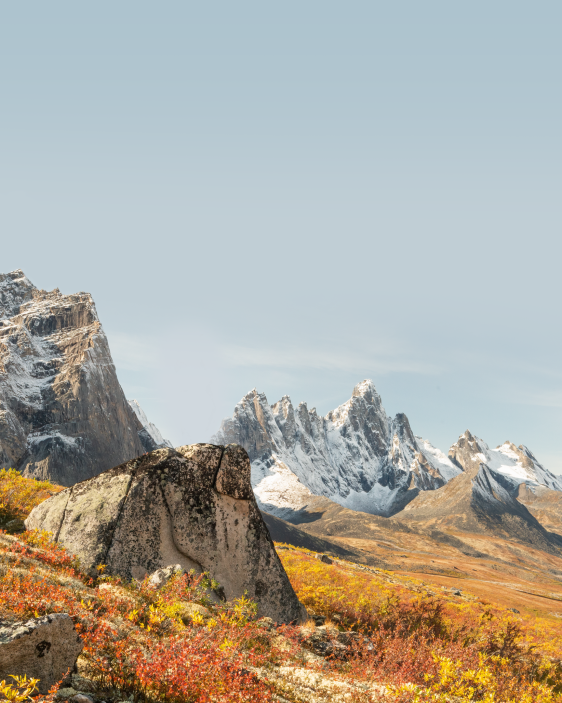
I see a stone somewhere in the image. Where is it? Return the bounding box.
[298,626,347,658]
[69,695,94,703]
[316,554,333,564]
[148,564,184,589]
[70,675,97,693]
[256,617,276,632]
[27,444,306,624]
[0,613,83,694]
[55,688,78,700]
[214,444,254,500]
[178,602,211,624]
[298,625,368,659]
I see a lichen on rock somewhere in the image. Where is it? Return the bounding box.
[26,443,306,624]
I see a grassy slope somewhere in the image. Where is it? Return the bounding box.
[3,471,562,702]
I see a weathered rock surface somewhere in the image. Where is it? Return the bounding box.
[0,613,83,694]
[26,444,306,623]
[147,563,184,589]
[0,270,165,486]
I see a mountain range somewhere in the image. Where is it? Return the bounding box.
[3,267,562,586]
[212,381,562,552]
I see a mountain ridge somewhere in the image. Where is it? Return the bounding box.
[212,380,461,518]
[215,381,562,551]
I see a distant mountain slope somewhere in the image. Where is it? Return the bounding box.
[128,399,172,452]
[260,510,386,564]
[398,430,562,551]
[0,270,165,485]
[212,380,461,518]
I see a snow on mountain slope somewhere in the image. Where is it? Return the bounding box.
[212,380,462,518]
[450,430,562,492]
[0,270,167,485]
[128,399,172,451]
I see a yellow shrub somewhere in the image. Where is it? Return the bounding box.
[0,469,62,523]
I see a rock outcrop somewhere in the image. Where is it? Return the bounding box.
[0,613,83,694]
[212,380,461,518]
[0,270,165,486]
[26,444,305,624]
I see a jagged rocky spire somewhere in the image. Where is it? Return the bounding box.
[212,379,461,518]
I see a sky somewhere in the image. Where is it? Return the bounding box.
[2,3,562,470]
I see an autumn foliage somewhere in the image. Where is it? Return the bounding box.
[279,547,562,702]
[2,471,562,702]
[0,469,62,527]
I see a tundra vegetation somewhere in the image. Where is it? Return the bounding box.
[1,470,562,702]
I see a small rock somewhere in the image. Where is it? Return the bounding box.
[148,564,185,589]
[56,688,78,701]
[509,608,520,614]
[451,589,462,596]
[256,617,276,632]
[4,518,25,533]
[0,614,83,694]
[299,625,349,658]
[316,554,333,565]
[70,695,94,703]
[178,602,212,624]
[312,614,326,626]
[70,675,97,693]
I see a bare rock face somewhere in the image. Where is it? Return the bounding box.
[0,270,159,486]
[0,613,83,694]
[26,444,306,624]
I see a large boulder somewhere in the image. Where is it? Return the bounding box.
[26,444,306,624]
[0,613,83,694]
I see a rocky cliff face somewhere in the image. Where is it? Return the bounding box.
[449,430,562,491]
[212,380,461,518]
[0,270,164,486]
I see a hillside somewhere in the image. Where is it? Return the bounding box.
[3,470,562,702]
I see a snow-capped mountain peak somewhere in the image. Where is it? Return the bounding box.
[449,430,562,491]
[212,380,461,518]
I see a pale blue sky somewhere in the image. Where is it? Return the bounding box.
[2,3,562,469]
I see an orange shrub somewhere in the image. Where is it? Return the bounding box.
[0,532,277,702]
